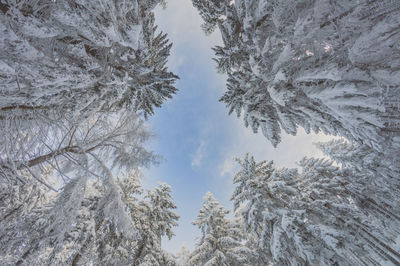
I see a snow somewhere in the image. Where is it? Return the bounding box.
[272,43,293,73]
[1,0,399,264]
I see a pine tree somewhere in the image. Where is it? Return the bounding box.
[0,0,177,187]
[298,157,400,265]
[176,243,191,266]
[193,0,400,156]
[315,139,400,248]
[0,0,178,120]
[317,138,400,180]
[230,154,275,265]
[191,0,227,34]
[133,182,179,266]
[0,170,180,265]
[231,154,400,265]
[189,192,253,266]
[0,0,180,264]
[0,0,176,189]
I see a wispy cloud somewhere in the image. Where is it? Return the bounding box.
[191,140,206,168]
[155,1,221,47]
[219,157,236,177]
[154,0,222,75]
[217,115,335,178]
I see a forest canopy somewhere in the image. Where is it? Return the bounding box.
[1,0,399,265]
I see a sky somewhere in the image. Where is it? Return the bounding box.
[142,0,333,254]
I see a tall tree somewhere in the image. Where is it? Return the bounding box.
[232,154,400,265]
[0,0,180,264]
[0,0,178,120]
[316,139,400,239]
[189,192,253,266]
[0,112,158,189]
[230,154,275,265]
[193,0,400,160]
[0,170,180,265]
[0,0,177,188]
[133,182,179,266]
[176,243,191,266]
[317,138,400,180]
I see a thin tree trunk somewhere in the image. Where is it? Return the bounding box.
[24,146,81,169]
[0,105,46,112]
[0,144,99,171]
[133,236,147,266]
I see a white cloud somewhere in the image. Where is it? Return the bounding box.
[155,1,221,46]
[191,140,206,168]
[219,157,236,176]
[154,0,223,74]
[217,114,335,178]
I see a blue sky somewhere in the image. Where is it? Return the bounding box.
[142,0,333,254]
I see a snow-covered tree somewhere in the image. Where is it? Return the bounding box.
[133,182,179,266]
[193,0,400,159]
[0,170,180,265]
[232,154,400,265]
[0,112,158,190]
[316,139,400,245]
[0,0,178,120]
[176,243,191,266]
[192,0,227,34]
[0,0,178,190]
[230,154,275,265]
[0,104,165,265]
[0,171,129,264]
[0,167,57,264]
[189,192,253,266]
[0,0,180,264]
[317,138,400,180]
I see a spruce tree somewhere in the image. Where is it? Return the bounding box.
[193,0,400,158]
[0,0,178,120]
[189,192,253,266]
[133,183,179,266]
[231,154,400,265]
